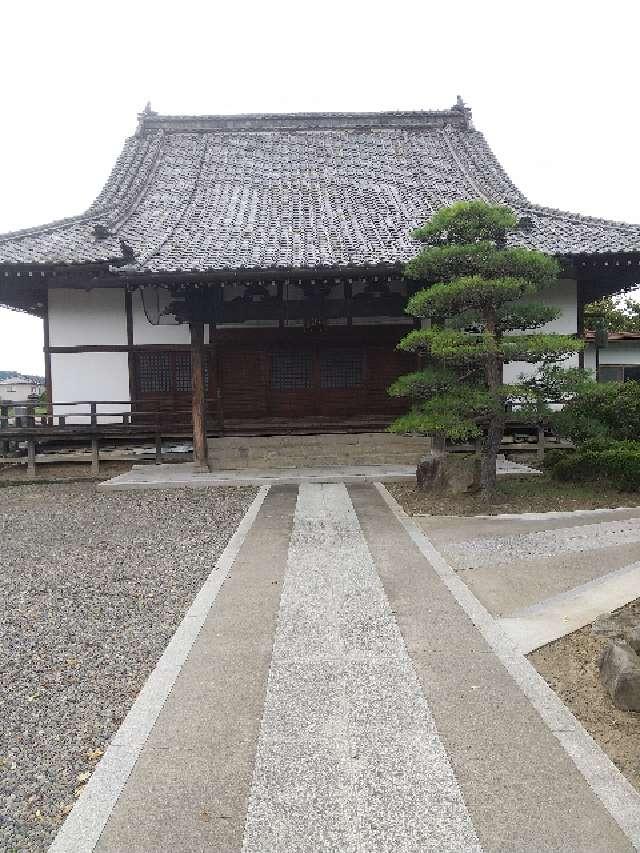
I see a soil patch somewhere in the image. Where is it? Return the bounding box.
[0,461,132,484]
[530,598,640,793]
[387,474,637,516]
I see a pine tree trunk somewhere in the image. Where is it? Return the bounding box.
[480,413,504,494]
[481,313,504,497]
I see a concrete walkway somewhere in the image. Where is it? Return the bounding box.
[50,484,640,852]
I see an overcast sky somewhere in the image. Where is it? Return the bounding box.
[1,0,639,375]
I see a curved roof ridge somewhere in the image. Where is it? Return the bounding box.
[107,132,166,233]
[439,128,491,203]
[522,202,640,232]
[133,135,209,268]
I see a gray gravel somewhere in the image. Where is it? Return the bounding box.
[0,482,256,853]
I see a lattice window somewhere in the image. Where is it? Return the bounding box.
[320,348,364,389]
[137,351,208,394]
[271,351,312,390]
[137,352,171,393]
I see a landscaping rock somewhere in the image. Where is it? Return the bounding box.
[598,639,640,711]
[592,612,640,650]
[416,451,480,494]
[626,626,640,654]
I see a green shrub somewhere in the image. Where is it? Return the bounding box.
[553,380,640,444]
[551,439,640,491]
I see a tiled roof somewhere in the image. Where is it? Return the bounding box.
[585,331,640,341]
[2,102,640,274]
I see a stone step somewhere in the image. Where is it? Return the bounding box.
[207,433,428,451]
[206,432,430,470]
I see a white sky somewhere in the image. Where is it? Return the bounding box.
[1,0,639,375]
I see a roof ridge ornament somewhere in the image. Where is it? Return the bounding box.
[451,95,474,129]
[136,101,158,137]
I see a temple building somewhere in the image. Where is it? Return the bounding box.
[1,100,640,465]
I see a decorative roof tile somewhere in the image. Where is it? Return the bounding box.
[1,103,640,274]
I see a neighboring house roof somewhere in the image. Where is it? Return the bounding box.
[0,377,40,385]
[585,331,640,341]
[2,101,640,275]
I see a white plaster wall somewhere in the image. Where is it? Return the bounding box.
[51,352,130,424]
[48,287,130,422]
[132,291,192,344]
[503,279,578,383]
[584,342,640,372]
[48,287,127,347]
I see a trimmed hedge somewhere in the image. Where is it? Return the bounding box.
[552,380,640,444]
[551,440,640,491]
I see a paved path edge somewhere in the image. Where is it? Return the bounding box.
[47,486,270,853]
[374,482,640,851]
[500,559,640,653]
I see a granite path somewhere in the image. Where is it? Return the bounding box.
[50,484,640,852]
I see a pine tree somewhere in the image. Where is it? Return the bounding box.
[389,200,583,495]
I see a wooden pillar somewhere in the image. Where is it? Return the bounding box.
[577,281,586,370]
[27,440,36,475]
[155,432,163,465]
[537,424,546,462]
[190,322,209,471]
[91,437,100,475]
[43,294,53,418]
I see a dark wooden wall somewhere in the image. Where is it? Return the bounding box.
[131,325,417,430]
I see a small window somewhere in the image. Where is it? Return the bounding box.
[137,352,171,393]
[624,366,640,383]
[320,348,364,389]
[272,351,313,390]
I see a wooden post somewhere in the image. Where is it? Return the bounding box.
[43,295,53,418]
[27,440,36,475]
[155,432,163,465]
[537,424,546,462]
[190,322,209,471]
[90,401,97,426]
[0,408,7,456]
[91,437,100,475]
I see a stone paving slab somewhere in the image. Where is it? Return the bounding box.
[100,463,416,489]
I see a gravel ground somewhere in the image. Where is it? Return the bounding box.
[530,599,640,794]
[0,482,256,852]
[450,518,640,567]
